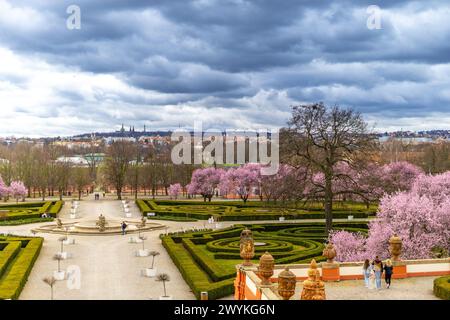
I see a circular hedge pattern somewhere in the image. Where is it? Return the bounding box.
[207,238,294,253]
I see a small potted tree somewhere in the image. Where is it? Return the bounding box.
[137,235,148,256]
[63,227,75,245]
[144,251,160,277]
[156,273,172,300]
[58,236,69,259]
[70,205,77,219]
[43,276,57,300]
[53,253,65,280]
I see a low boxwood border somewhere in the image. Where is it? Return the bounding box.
[434,276,450,300]
[0,236,44,300]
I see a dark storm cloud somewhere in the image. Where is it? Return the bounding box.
[0,0,449,136]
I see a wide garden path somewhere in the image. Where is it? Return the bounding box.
[3,197,196,300]
[296,276,439,300]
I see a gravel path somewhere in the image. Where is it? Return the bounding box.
[293,276,439,300]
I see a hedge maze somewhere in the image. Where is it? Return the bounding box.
[162,222,368,300]
[137,199,376,221]
[0,201,63,225]
[0,236,43,299]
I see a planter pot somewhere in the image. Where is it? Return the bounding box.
[63,239,75,245]
[215,223,222,229]
[60,252,68,259]
[279,217,285,222]
[126,213,132,218]
[137,249,149,257]
[159,296,173,300]
[53,270,65,281]
[70,214,76,219]
[129,237,143,243]
[347,215,354,220]
[144,268,157,277]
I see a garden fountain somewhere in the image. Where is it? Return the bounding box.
[33,214,165,236]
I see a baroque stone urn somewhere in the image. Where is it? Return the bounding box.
[322,242,337,263]
[277,267,296,300]
[240,228,255,266]
[389,235,402,261]
[258,251,275,286]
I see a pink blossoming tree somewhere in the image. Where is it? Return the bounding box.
[0,176,8,200]
[168,183,182,200]
[330,172,450,261]
[188,168,224,202]
[8,181,27,203]
[219,164,261,203]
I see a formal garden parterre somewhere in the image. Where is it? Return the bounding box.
[0,201,63,225]
[137,199,377,221]
[161,222,368,300]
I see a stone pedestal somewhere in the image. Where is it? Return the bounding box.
[321,262,340,281]
[392,261,407,279]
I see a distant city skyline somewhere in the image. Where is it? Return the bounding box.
[1,1,450,137]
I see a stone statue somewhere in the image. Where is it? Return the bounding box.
[240,228,255,266]
[322,242,337,263]
[56,218,63,229]
[301,259,326,300]
[389,235,402,261]
[96,214,107,232]
[140,217,147,228]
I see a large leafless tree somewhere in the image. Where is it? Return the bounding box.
[282,103,377,233]
[104,141,136,200]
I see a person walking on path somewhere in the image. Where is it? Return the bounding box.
[384,259,394,288]
[121,221,128,235]
[373,256,383,289]
[368,265,376,290]
[363,259,371,288]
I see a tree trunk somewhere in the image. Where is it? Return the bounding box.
[324,175,333,234]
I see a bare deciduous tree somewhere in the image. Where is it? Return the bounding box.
[282,103,377,233]
[104,141,136,200]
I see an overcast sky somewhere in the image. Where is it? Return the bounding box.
[0,0,449,137]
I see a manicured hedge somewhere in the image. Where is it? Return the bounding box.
[136,199,374,221]
[434,276,450,300]
[0,236,43,300]
[0,201,64,222]
[162,237,235,300]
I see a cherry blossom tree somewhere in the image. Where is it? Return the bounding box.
[0,176,8,201]
[188,168,224,202]
[168,183,182,200]
[219,164,261,203]
[8,181,27,203]
[380,161,423,194]
[330,172,450,261]
[328,230,367,262]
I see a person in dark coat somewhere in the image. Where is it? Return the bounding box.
[384,259,394,288]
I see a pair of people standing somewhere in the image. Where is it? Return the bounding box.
[363,257,393,289]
